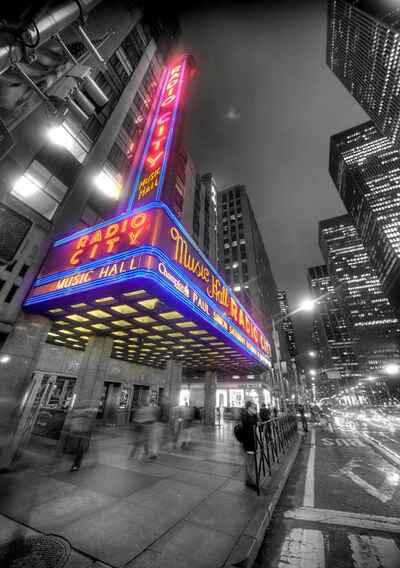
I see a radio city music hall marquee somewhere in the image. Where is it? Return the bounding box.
[25,55,272,370]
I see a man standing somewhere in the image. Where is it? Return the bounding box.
[241,401,258,488]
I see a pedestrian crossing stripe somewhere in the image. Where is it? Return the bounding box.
[278,529,400,568]
[284,507,400,533]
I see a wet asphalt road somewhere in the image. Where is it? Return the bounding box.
[255,410,400,567]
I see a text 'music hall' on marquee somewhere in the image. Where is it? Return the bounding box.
[3,53,273,462]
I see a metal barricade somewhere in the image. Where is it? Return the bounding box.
[253,415,298,495]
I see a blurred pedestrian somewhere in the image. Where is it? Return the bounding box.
[241,401,258,488]
[179,405,195,449]
[68,407,95,472]
[129,404,158,460]
[298,404,308,432]
[272,406,278,418]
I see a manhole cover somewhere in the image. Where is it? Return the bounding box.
[0,535,71,568]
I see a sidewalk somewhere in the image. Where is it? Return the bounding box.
[0,422,302,568]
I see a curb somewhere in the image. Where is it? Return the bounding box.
[225,432,304,568]
[359,431,400,469]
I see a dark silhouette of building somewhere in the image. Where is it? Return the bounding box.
[319,215,400,384]
[327,0,400,146]
[330,121,400,317]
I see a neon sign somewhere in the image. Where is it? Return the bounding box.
[27,203,271,358]
[128,55,189,210]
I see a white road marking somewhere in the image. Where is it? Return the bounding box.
[278,528,325,568]
[320,437,366,447]
[338,458,398,503]
[303,428,316,507]
[284,507,400,533]
[349,534,400,568]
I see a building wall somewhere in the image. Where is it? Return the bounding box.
[307,264,359,380]
[277,290,298,359]
[319,215,400,378]
[182,165,218,266]
[330,121,400,316]
[327,0,400,146]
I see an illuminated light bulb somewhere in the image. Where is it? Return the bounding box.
[385,363,400,376]
[94,171,121,200]
[13,176,38,198]
[47,125,72,150]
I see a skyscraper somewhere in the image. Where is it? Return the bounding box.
[277,290,298,359]
[327,0,400,145]
[330,121,400,315]
[307,264,359,381]
[182,167,218,265]
[217,184,290,397]
[217,184,279,331]
[319,215,400,381]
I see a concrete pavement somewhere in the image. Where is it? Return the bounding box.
[0,421,302,568]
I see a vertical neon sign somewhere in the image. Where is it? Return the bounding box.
[127,55,189,211]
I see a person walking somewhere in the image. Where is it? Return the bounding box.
[298,404,308,432]
[241,401,258,488]
[68,407,95,472]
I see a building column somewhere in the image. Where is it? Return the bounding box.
[60,335,113,450]
[0,312,51,470]
[204,371,217,426]
[162,359,182,422]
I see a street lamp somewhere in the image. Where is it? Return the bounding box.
[308,351,317,358]
[384,363,400,376]
[299,299,315,312]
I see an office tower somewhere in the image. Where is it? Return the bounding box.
[319,215,400,381]
[330,121,400,315]
[277,290,298,359]
[217,184,291,399]
[307,264,359,381]
[182,167,218,265]
[327,0,400,145]
[217,184,279,331]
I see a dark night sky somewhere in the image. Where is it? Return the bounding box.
[178,0,368,352]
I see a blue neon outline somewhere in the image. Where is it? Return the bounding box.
[25,266,268,368]
[126,66,170,212]
[26,249,270,365]
[154,57,187,202]
[38,201,267,344]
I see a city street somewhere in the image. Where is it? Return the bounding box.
[255,416,400,567]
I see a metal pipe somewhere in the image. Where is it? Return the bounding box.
[0,0,104,75]
[73,23,107,72]
[54,32,78,64]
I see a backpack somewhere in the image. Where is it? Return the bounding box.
[233,423,244,443]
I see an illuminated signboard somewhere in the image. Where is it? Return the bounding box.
[127,54,190,211]
[26,203,271,361]
[24,54,272,371]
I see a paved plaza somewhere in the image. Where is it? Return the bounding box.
[0,422,301,568]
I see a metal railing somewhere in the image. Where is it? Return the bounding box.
[253,415,298,495]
